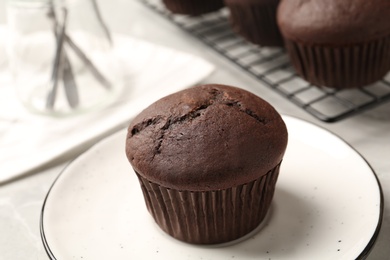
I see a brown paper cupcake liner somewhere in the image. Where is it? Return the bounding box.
[135,162,281,244]
[162,0,224,16]
[227,3,283,47]
[284,36,390,89]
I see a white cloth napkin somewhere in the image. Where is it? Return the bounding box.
[0,29,214,183]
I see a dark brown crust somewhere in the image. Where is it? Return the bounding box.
[225,0,283,47]
[162,0,224,16]
[277,0,390,44]
[126,84,288,191]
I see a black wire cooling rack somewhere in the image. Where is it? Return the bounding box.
[139,0,390,123]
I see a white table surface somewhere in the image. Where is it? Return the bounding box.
[1,1,390,259]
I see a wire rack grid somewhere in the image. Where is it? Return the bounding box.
[139,0,390,123]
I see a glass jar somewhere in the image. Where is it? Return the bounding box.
[6,0,124,116]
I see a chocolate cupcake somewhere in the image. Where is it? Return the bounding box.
[126,84,288,244]
[277,0,390,89]
[162,0,224,16]
[225,0,284,47]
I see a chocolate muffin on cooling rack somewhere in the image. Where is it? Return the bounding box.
[277,0,390,88]
[225,0,284,47]
[162,0,224,16]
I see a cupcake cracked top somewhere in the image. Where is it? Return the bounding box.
[277,0,390,44]
[126,84,288,191]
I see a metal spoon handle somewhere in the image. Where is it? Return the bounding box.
[62,53,79,108]
[91,0,112,46]
[46,8,68,110]
[49,3,79,108]
[65,34,112,90]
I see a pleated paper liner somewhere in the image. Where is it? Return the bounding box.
[284,36,390,89]
[226,2,283,47]
[162,0,224,16]
[135,162,281,245]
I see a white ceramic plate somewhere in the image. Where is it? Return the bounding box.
[40,115,383,260]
